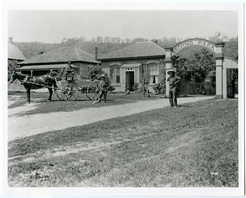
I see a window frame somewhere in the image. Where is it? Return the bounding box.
[148,63,160,85]
[110,65,121,84]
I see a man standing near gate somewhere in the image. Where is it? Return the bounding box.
[167,69,181,107]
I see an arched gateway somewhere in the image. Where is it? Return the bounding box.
[165,38,225,98]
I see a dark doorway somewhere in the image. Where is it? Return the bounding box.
[227,68,238,98]
[126,71,134,91]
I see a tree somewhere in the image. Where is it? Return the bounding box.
[223,36,238,61]
[125,38,132,43]
[208,32,222,42]
[79,36,86,43]
[96,36,103,43]
[174,48,216,83]
[8,60,19,81]
[104,36,111,43]
[132,38,148,43]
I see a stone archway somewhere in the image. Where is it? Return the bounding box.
[164,38,225,98]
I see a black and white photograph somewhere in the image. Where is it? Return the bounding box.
[1,1,245,197]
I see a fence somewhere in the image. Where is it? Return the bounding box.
[178,80,216,95]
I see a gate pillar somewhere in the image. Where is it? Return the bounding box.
[165,47,174,97]
[215,42,225,99]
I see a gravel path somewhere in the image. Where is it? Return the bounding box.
[8,96,213,141]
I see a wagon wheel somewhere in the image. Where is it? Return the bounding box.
[196,88,205,95]
[86,80,100,101]
[61,84,79,101]
[153,88,160,95]
[55,85,64,101]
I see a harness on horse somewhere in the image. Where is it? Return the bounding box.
[21,74,55,89]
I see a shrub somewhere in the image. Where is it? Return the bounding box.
[132,83,139,91]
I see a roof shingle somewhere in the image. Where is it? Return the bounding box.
[19,46,99,65]
[98,41,165,60]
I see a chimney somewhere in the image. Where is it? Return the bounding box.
[9,37,13,43]
[94,47,98,60]
[151,39,158,44]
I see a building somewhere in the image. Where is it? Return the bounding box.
[8,37,26,80]
[17,46,100,78]
[8,37,27,62]
[97,41,166,92]
[8,37,26,69]
[8,37,27,90]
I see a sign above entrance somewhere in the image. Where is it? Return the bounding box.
[172,39,216,54]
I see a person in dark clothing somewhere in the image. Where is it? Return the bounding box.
[167,69,181,107]
[93,74,110,104]
[231,79,235,98]
[65,62,75,81]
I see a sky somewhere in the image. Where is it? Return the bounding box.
[8,10,238,43]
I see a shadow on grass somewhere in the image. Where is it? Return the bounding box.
[178,104,191,108]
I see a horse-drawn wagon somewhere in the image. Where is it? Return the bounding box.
[10,64,109,103]
[55,78,105,101]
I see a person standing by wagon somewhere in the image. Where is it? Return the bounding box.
[167,69,181,107]
[93,74,110,104]
[65,62,75,81]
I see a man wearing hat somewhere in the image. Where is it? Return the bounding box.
[167,69,181,107]
[93,73,110,104]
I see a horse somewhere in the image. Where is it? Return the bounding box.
[9,71,58,103]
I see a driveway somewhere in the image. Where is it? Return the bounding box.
[8,96,214,141]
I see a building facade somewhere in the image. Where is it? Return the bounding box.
[97,41,166,92]
[8,37,27,80]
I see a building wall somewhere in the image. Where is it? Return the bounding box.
[100,57,165,92]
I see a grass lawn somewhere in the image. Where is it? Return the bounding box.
[8,99,238,187]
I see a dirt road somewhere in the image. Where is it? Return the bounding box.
[8,96,213,141]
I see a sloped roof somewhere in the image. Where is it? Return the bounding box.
[98,41,165,60]
[19,46,99,65]
[8,43,26,61]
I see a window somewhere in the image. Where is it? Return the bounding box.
[148,64,159,84]
[110,66,120,84]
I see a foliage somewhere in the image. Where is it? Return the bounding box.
[132,38,149,43]
[223,37,238,61]
[174,48,216,83]
[8,60,19,81]
[158,60,166,82]
[132,83,139,91]
[153,82,166,94]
